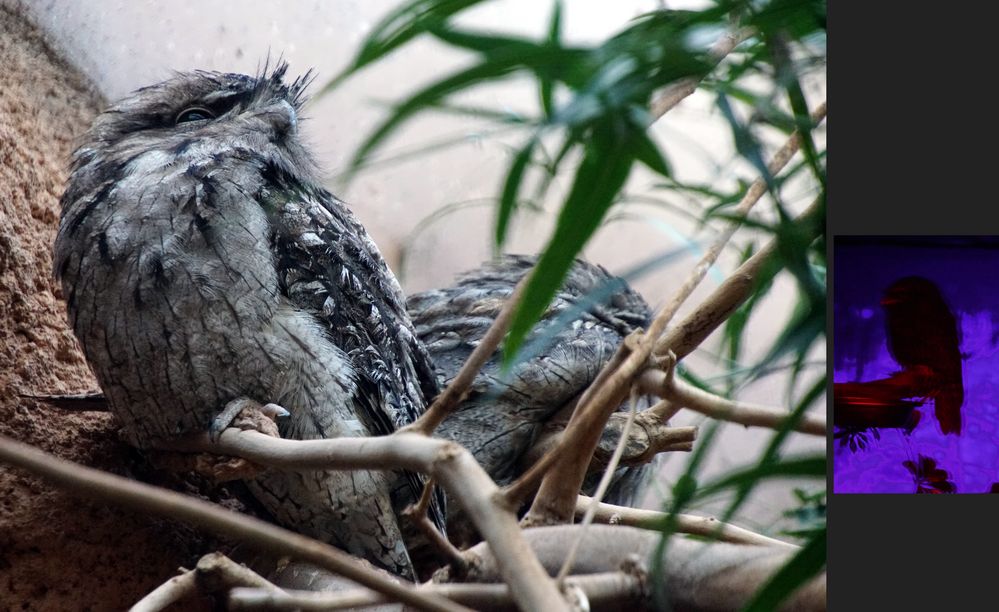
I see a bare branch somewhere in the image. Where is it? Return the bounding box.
[157,429,570,612]
[458,525,825,612]
[575,496,798,549]
[652,193,824,361]
[650,29,755,122]
[131,569,199,612]
[511,401,696,509]
[229,572,644,611]
[402,479,467,570]
[0,434,472,612]
[640,370,826,436]
[133,552,287,611]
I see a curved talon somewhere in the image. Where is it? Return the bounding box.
[209,398,256,442]
[261,402,291,421]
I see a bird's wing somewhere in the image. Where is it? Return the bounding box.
[259,164,445,531]
[409,255,652,486]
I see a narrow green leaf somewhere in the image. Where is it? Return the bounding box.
[697,455,825,500]
[429,25,544,56]
[503,123,640,362]
[540,1,563,118]
[743,527,826,612]
[633,132,671,177]
[344,55,529,180]
[716,91,778,196]
[495,138,538,248]
[324,0,488,91]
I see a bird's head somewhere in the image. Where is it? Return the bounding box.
[64,62,318,204]
[880,276,946,310]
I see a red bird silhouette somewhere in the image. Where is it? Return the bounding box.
[881,276,964,435]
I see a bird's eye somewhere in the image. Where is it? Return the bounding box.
[175,106,216,125]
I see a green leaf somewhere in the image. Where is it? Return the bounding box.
[716,91,778,197]
[696,455,826,501]
[430,25,549,56]
[324,0,489,91]
[495,138,538,248]
[344,46,568,180]
[633,132,671,177]
[502,121,641,362]
[743,527,826,612]
[540,1,563,118]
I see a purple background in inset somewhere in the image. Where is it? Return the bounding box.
[834,237,999,493]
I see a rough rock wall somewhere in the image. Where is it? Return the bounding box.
[0,5,213,609]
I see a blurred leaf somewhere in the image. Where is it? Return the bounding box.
[325,0,490,90]
[503,120,640,362]
[496,138,538,247]
[540,1,563,118]
[782,487,826,539]
[696,455,825,501]
[749,0,827,41]
[715,372,826,527]
[743,527,826,612]
[634,132,672,177]
[766,32,826,191]
[716,91,778,196]
[345,44,582,180]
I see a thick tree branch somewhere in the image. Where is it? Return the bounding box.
[133,552,286,612]
[0,435,465,612]
[229,572,644,611]
[157,429,570,612]
[455,525,824,612]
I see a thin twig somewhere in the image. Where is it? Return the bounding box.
[575,496,797,549]
[639,369,826,436]
[404,275,530,436]
[649,28,755,122]
[403,478,468,570]
[556,387,641,583]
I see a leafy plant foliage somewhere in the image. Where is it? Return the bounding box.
[323,0,826,608]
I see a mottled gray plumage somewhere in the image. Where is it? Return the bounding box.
[53,64,442,578]
[408,255,653,538]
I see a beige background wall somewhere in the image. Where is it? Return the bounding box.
[22,0,825,533]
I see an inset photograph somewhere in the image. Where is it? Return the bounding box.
[834,236,999,493]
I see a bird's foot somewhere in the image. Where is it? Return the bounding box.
[202,398,290,482]
[209,398,290,442]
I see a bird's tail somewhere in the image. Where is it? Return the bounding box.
[934,381,964,435]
